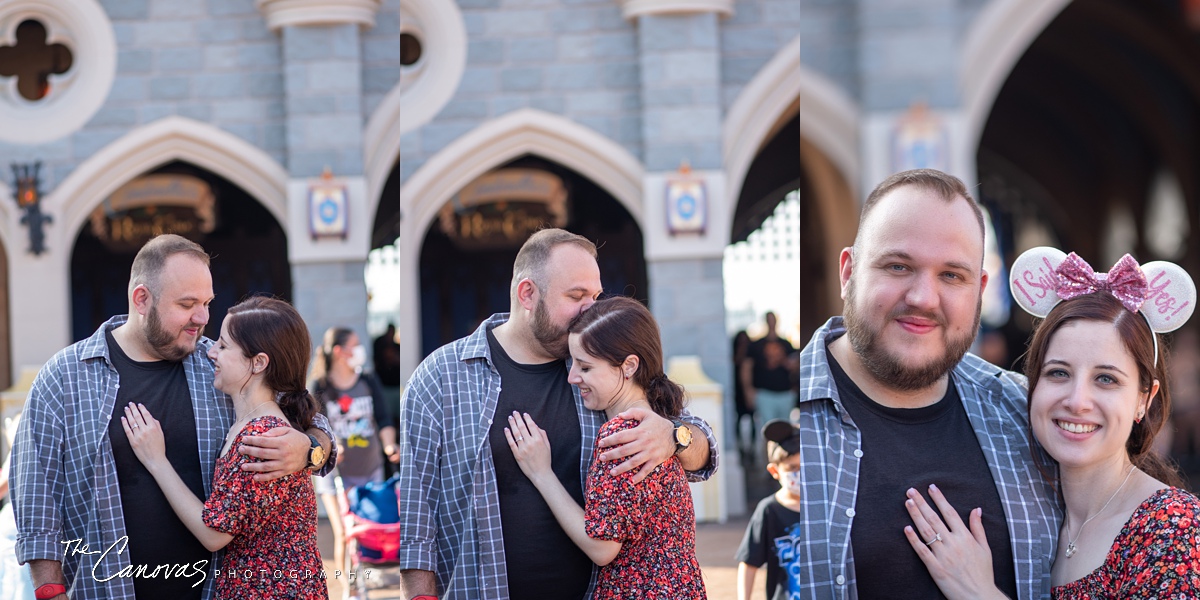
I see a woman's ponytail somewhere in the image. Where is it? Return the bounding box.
[644,373,686,419]
[277,388,319,432]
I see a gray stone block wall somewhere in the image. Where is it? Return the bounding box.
[648,257,733,400]
[282,24,365,177]
[397,0,643,178]
[0,0,400,194]
[292,260,371,362]
[720,0,802,111]
[797,0,859,104]
[363,0,401,121]
[796,0,967,110]
[857,0,960,110]
[638,13,722,171]
[0,0,291,192]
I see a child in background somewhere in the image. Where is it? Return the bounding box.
[736,419,800,600]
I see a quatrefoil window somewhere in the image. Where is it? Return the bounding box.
[0,20,73,101]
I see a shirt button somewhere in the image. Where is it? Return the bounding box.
[853,449,863,458]
[836,575,845,585]
[846,508,855,518]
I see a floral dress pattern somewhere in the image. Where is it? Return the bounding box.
[584,418,706,599]
[202,416,328,600]
[1052,487,1200,599]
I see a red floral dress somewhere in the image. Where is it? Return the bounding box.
[584,418,707,599]
[1052,487,1200,599]
[202,416,328,599]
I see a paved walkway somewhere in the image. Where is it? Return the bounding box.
[321,454,778,599]
[317,510,767,600]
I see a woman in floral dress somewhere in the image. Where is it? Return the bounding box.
[507,296,706,599]
[901,251,1200,599]
[123,296,328,599]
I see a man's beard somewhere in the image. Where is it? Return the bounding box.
[843,279,979,391]
[145,303,201,362]
[530,297,570,360]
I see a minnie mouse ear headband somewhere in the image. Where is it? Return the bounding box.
[1009,247,1197,367]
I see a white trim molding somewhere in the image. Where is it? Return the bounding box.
[618,0,733,20]
[796,63,859,198]
[723,37,801,216]
[48,116,290,249]
[0,0,115,144]
[723,38,859,219]
[962,0,1071,153]
[256,0,382,30]
[394,0,467,136]
[365,81,401,208]
[401,108,646,237]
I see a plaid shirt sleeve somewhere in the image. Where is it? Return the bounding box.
[678,408,718,482]
[310,412,338,477]
[397,354,444,575]
[12,360,67,564]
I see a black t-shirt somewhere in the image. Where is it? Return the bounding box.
[735,495,800,600]
[749,337,797,391]
[105,330,210,599]
[486,329,592,600]
[827,344,1018,600]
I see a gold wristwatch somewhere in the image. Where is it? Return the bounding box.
[671,419,693,454]
[306,434,327,469]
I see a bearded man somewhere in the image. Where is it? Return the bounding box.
[11,234,337,600]
[398,228,718,600]
[793,169,1060,599]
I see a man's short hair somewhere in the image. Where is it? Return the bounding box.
[129,234,210,297]
[510,228,597,299]
[857,169,985,244]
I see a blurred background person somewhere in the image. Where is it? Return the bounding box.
[741,312,798,426]
[309,327,398,578]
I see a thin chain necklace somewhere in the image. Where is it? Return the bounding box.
[226,400,274,441]
[1064,465,1137,558]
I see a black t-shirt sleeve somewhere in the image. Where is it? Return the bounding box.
[365,372,393,428]
[736,497,770,567]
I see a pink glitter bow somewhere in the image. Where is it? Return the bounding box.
[1054,253,1148,313]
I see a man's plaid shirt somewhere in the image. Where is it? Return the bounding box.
[398,313,719,600]
[796,317,1061,599]
[11,315,337,599]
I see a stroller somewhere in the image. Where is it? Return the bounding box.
[337,473,400,600]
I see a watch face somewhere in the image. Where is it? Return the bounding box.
[675,425,693,447]
[311,445,326,466]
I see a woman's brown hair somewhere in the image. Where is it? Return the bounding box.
[568,296,685,418]
[1024,292,1182,487]
[308,326,356,386]
[225,296,320,431]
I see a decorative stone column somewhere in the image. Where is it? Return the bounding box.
[258,0,380,347]
[623,0,743,515]
[855,0,973,194]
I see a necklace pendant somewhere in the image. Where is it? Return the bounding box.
[1065,543,1077,558]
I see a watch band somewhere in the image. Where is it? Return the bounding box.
[34,583,67,600]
